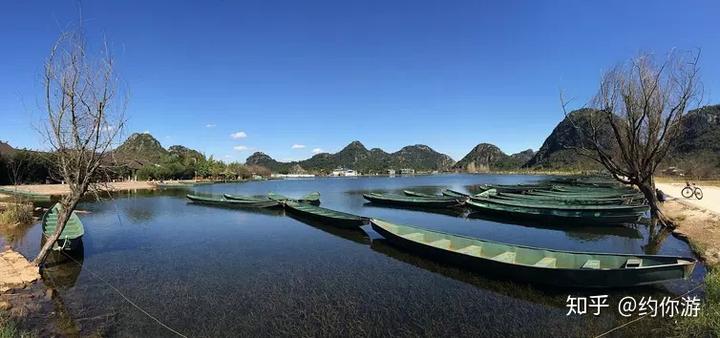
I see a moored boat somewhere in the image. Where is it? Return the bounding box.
[223,194,270,202]
[42,203,85,251]
[284,201,367,228]
[370,218,696,288]
[471,195,649,214]
[495,192,645,205]
[403,190,444,198]
[186,194,279,208]
[363,193,463,208]
[464,199,643,225]
[268,192,321,205]
[441,189,470,198]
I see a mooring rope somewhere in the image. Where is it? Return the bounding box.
[58,251,188,337]
[593,281,706,338]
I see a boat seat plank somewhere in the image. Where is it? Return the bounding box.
[428,239,452,249]
[624,258,642,268]
[534,257,557,268]
[456,245,483,257]
[491,251,516,263]
[582,259,601,269]
[401,233,425,242]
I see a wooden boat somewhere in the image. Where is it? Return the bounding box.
[527,190,643,200]
[186,194,279,208]
[363,193,463,208]
[370,218,696,288]
[496,192,644,205]
[471,195,649,214]
[223,194,270,202]
[464,199,643,225]
[284,201,367,228]
[482,184,552,193]
[441,189,470,198]
[268,192,321,205]
[42,204,85,251]
[403,190,443,198]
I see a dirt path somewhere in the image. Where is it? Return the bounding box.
[0,181,157,196]
[657,183,720,216]
[658,182,720,266]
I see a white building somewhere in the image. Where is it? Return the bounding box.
[330,168,359,177]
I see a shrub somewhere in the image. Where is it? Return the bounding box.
[0,202,34,225]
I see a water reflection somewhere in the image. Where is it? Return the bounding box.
[363,202,471,218]
[370,238,566,308]
[42,243,84,290]
[287,213,370,245]
[467,212,644,240]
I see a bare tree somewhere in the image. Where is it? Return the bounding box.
[563,51,701,225]
[33,25,126,265]
[5,151,28,189]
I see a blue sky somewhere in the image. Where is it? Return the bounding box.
[1,1,718,162]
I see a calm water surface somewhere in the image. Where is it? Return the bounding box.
[2,174,706,337]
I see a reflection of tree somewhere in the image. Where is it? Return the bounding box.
[41,246,85,336]
[643,218,673,255]
[123,206,156,224]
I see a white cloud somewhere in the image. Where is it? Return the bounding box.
[143,130,150,134]
[206,124,216,128]
[312,148,324,154]
[224,154,232,158]
[101,125,115,132]
[233,145,249,151]
[230,131,247,139]
[291,144,306,149]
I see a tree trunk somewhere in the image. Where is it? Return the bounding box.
[636,176,671,227]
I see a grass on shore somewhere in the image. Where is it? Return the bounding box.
[0,202,33,226]
[0,311,34,338]
[675,268,720,337]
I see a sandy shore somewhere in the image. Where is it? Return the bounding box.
[658,182,720,266]
[0,181,157,196]
[657,183,720,216]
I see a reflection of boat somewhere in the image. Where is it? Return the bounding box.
[465,199,643,225]
[186,194,280,208]
[370,238,565,308]
[371,218,696,288]
[287,213,370,245]
[363,193,462,208]
[466,212,643,240]
[41,243,84,290]
[284,202,367,228]
[42,203,85,251]
[363,202,470,218]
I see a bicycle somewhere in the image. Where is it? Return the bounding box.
[681,182,703,200]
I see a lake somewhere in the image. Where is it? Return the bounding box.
[2,174,706,337]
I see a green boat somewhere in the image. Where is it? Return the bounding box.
[441,189,470,198]
[223,194,270,202]
[42,203,85,251]
[403,190,443,198]
[527,190,643,199]
[268,192,321,205]
[186,194,279,208]
[496,192,645,205]
[370,218,696,288]
[464,199,643,225]
[482,184,552,193]
[471,195,649,214]
[363,193,463,208]
[284,201,367,228]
